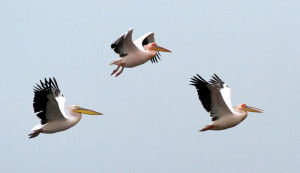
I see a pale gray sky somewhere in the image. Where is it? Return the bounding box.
[1,1,299,172]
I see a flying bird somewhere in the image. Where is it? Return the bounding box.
[190,74,263,131]
[110,28,171,77]
[29,78,102,138]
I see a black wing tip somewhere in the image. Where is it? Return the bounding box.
[211,73,223,82]
[51,77,59,90]
[189,74,208,86]
[111,43,118,50]
[150,52,161,63]
[151,57,158,63]
[213,73,221,80]
[33,77,60,124]
[111,33,128,57]
[190,74,212,113]
[111,43,115,49]
[33,77,59,92]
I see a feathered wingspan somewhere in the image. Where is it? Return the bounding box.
[111,28,139,57]
[33,78,66,125]
[133,31,155,50]
[190,74,212,113]
[133,31,162,63]
[190,74,234,121]
[209,74,234,113]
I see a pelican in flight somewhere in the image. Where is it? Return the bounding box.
[29,78,102,138]
[110,28,171,77]
[190,74,263,131]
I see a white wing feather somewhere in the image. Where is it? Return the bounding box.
[45,93,67,121]
[219,84,235,113]
[121,28,139,54]
[133,32,155,50]
[208,85,234,118]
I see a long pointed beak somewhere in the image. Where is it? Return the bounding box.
[242,106,263,113]
[152,45,172,52]
[74,106,103,115]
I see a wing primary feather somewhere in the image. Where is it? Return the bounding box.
[150,53,161,64]
[157,54,161,61]
[35,84,43,91]
[33,77,63,125]
[111,29,135,57]
[151,56,158,63]
[40,80,46,90]
[44,78,49,90]
[157,51,161,59]
[209,74,226,89]
[191,74,234,121]
[111,35,127,57]
[46,78,51,92]
[213,74,223,82]
[53,77,59,90]
[190,74,212,113]
[152,57,156,63]
[33,86,40,92]
[197,74,208,83]
[49,78,57,91]
[48,78,53,91]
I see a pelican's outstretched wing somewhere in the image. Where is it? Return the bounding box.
[33,78,66,124]
[134,31,162,63]
[111,28,139,57]
[134,32,155,49]
[209,74,234,114]
[190,74,234,121]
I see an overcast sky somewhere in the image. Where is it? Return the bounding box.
[1,1,299,172]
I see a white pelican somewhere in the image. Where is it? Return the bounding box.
[110,28,171,77]
[190,74,263,131]
[29,78,102,138]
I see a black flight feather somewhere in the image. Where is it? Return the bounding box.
[190,74,212,113]
[33,77,61,125]
[111,35,127,57]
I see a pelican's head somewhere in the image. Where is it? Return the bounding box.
[67,105,103,116]
[236,104,263,113]
[146,43,172,53]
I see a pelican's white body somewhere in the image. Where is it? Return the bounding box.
[32,113,82,134]
[209,111,247,130]
[112,49,154,68]
[31,94,83,135]
[30,78,102,138]
[208,85,248,130]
